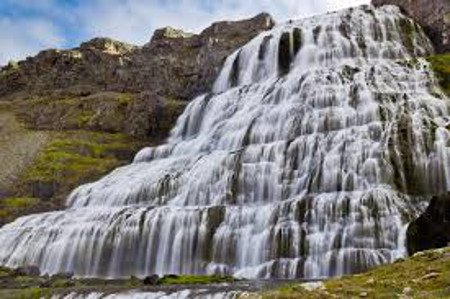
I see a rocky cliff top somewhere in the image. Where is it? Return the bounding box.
[151,27,195,42]
[0,13,275,101]
[372,0,449,52]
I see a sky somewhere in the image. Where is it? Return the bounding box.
[0,0,370,65]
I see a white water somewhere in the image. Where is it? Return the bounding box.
[53,290,246,299]
[0,5,449,280]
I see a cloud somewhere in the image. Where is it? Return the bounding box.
[77,0,329,45]
[0,0,370,65]
[0,17,64,65]
[326,0,370,11]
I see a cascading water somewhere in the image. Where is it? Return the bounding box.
[0,5,449,280]
[53,290,246,299]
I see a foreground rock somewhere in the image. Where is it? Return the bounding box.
[407,192,450,255]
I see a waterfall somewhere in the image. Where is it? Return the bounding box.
[53,290,245,299]
[0,5,449,280]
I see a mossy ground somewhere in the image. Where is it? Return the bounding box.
[262,247,450,299]
[0,270,236,299]
[0,103,148,225]
[428,53,450,96]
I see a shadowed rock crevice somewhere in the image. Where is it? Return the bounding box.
[407,193,450,255]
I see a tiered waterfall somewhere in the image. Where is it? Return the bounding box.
[0,5,449,279]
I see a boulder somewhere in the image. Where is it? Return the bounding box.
[14,265,40,277]
[143,274,160,285]
[406,192,450,255]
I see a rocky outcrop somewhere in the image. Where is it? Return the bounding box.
[407,193,450,255]
[372,0,450,53]
[0,13,275,101]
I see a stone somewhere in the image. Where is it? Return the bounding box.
[151,27,194,42]
[14,265,40,276]
[372,0,450,53]
[420,272,440,280]
[359,292,368,297]
[52,272,74,279]
[300,281,325,291]
[403,287,413,295]
[143,274,160,285]
[406,193,450,255]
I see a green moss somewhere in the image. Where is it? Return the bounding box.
[399,18,415,55]
[22,132,133,187]
[428,53,450,96]
[263,247,450,299]
[0,288,52,299]
[2,198,40,209]
[118,93,133,106]
[158,275,236,285]
[159,99,187,134]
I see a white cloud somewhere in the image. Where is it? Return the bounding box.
[0,0,371,65]
[0,17,64,65]
[77,0,329,45]
[326,0,370,12]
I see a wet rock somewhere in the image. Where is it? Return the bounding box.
[143,274,160,285]
[52,272,74,279]
[14,265,40,277]
[406,193,450,255]
[278,32,292,76]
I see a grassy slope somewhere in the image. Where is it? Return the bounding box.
[263,248,450,299]
[0,101,148,225]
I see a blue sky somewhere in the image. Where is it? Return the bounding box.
[0,0,369,65]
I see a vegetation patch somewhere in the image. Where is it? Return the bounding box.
[0,130,146,225]
[428,53,450,96]
[21,131,141,197]
[263,247,450,298]
[0,269,237,299]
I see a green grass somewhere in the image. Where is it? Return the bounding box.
[263,247,450,299]
[428,53,450,96]
[2,198,40,209]
[22,131,135,186]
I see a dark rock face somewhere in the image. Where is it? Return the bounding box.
[14,266,40,277]
[407,193,450,255]
[372,0,450,53]
[0,13,275,101]
[143,275,160,285]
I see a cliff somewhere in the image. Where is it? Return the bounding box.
[0,13,275,225]
[0,13,274,101]
[372,0,450,52]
